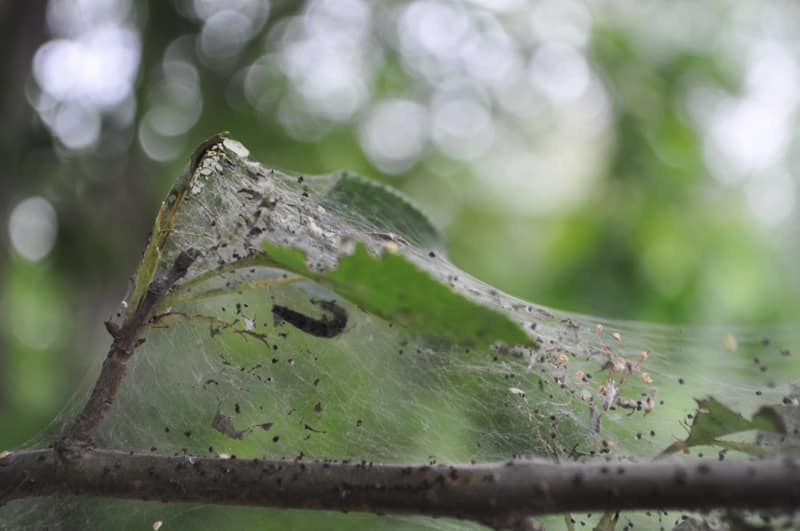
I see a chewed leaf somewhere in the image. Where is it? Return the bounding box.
[261,241,533,350]
[660,397,786,456]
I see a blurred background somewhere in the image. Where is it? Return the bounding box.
[2,0,800,451]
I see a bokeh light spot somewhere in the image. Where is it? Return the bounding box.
[358,99,429,174]
[33,26,140,110]
[8,197,59,262]
[746,171,796,227]
[432,97,494,161]
[528,43,590,102]
[53,103,101,149]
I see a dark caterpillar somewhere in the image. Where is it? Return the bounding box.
[271,299,348,338]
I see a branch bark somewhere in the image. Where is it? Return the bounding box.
[1,448,798,528]
[67,248,200,441]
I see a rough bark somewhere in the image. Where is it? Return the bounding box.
[1,448,798,528]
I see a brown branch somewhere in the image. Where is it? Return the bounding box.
[1,448,798,528]
[67,249,200,441]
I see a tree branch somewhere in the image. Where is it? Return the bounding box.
[1,448,798,528]
[67,249,200,441]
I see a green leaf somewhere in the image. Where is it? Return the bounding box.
[660,397,786,456]
[321,173,443,249]
[261,241,532,350]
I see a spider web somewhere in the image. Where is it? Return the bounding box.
[2,138,799,531]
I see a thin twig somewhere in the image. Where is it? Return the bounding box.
[66,249,200,442]
[156,253,272,307]
[157,273,303,310]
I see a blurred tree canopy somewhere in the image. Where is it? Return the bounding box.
[2,0,800,467]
